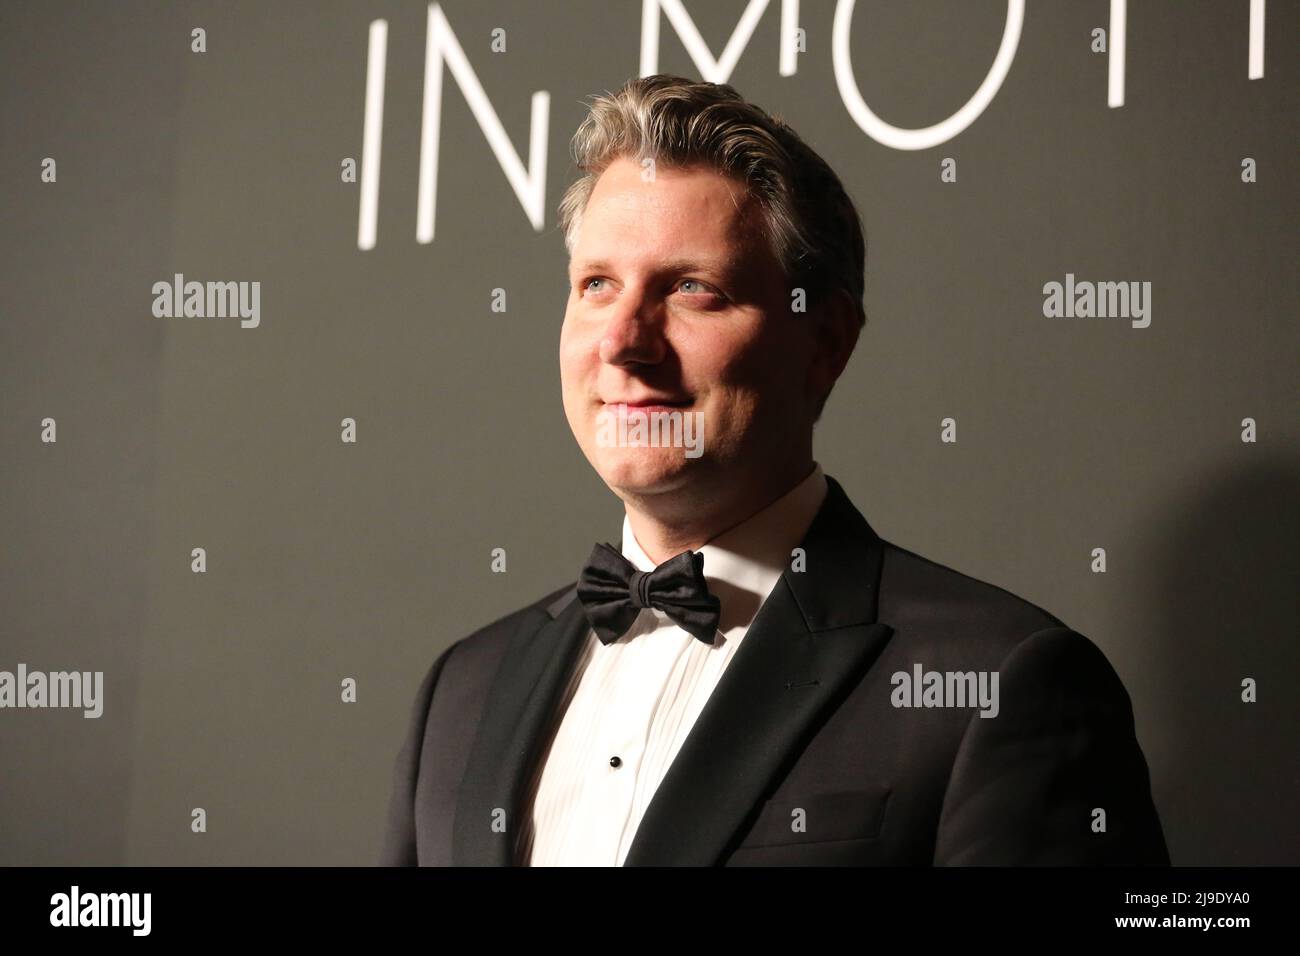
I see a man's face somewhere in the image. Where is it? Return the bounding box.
[560,156,822,503]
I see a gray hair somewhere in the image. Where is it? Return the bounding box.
[558,74,867,332]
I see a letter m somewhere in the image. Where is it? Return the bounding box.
[640,0,802,81]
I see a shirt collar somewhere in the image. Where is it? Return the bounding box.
[619,463,828,634]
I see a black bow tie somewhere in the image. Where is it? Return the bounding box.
[577,542,722,646]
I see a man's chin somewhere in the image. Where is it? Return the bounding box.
[591,448,697,497]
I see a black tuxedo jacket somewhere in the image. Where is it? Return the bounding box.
[380,475,1169,865]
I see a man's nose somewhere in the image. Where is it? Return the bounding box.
[598,289,666,367]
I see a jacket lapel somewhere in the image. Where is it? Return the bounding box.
[451,588,590,865]
[452,475,893,866]
[622,475,893,865]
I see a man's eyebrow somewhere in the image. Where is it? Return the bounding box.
[567,257,738,279]
[567,258,609,276]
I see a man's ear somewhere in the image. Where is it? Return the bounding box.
[807,288,860,407]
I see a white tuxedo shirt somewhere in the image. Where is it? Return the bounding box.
[516,463,828,865]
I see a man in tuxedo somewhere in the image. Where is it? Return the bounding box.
[380,75,1169,866]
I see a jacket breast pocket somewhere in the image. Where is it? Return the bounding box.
[737,785,892,849]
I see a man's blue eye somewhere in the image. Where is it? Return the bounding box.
[580,277,716,297]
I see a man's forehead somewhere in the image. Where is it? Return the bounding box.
[583,159,757,226]
[568,158,776,277]
[570,193,767,273]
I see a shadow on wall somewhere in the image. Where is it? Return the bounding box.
[1140,454,1300,865]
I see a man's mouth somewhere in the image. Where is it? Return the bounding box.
[602,399,693,414]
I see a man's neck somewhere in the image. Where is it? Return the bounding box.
[622,458,817,565]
